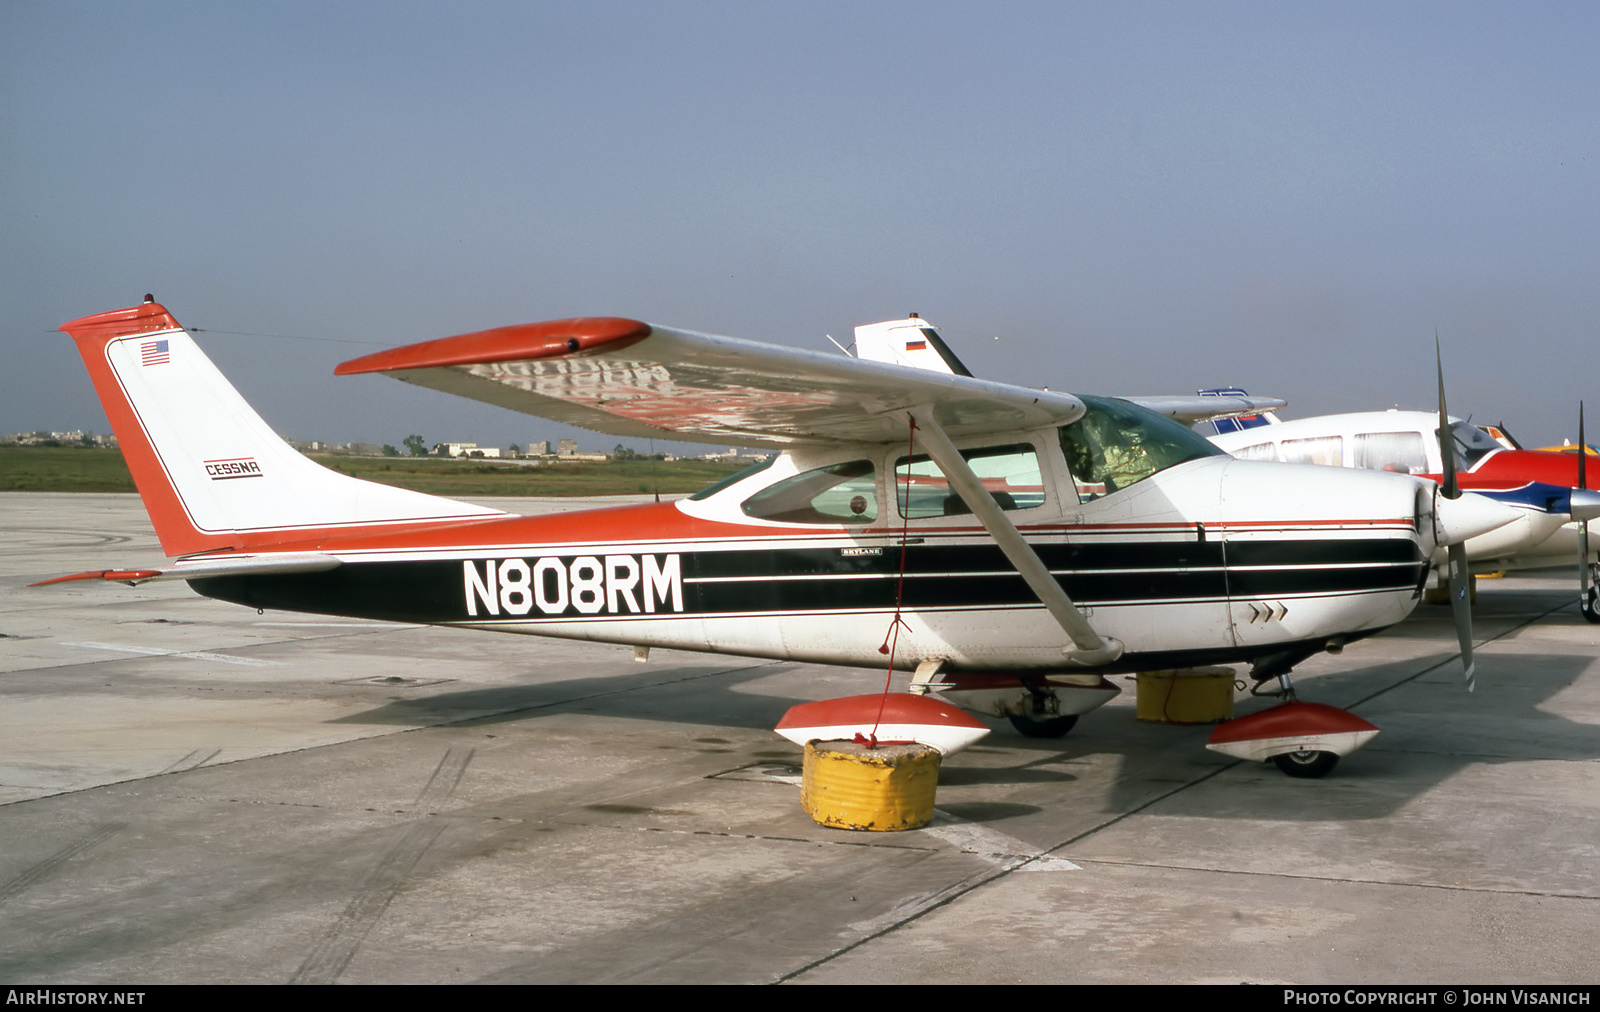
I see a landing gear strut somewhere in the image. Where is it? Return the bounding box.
[1582,562,1599,625]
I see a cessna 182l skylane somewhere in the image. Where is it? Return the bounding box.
[42,300,1521,776]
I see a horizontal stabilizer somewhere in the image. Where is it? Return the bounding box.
[33,553,342,587]
[1124,394,1288,426]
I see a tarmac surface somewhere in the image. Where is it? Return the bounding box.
[2,492,1598,985]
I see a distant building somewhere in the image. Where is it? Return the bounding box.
[3,431,115,447]
[558,439,578,456]
[433,442,501,459]
[527,440,550,456]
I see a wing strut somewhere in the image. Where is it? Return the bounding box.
[907,407,1124,666]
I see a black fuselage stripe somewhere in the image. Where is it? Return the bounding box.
[190,536,1426,626]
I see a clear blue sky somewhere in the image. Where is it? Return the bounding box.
[4,1,1597,451]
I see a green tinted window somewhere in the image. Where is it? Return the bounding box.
[894,444,1044,518]
[1059,395,1226,502]
[741,460,878,524]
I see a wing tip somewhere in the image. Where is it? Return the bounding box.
[335,317,653,376]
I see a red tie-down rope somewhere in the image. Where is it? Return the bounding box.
[858,414,920,749]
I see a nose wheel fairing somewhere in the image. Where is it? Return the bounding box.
[1205,701,1380,776]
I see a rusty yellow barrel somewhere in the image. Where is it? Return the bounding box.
[800,739,940,831]
[1136,666,1237,724]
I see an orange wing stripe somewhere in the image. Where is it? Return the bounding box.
[335,318,652,375]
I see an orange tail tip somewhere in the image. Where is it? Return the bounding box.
[60,300,503,557]
[59,298,183,339]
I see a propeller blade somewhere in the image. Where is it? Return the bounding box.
[1436,336,1459,500]
[1448,541,1475,691]
[1577,402,1586,491]
[1437,337,1473,686]
[1581,403,1597,624]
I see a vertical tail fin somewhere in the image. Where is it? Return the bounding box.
[61,299,502,556]
[852,316,973,376]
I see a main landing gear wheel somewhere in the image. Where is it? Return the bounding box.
[1582,564,1600,625]
[1007,713,1079,738]
[1272,750,1340,779]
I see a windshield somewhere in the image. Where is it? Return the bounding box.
[1444,421,1500,471]
[1059,395,1226,501]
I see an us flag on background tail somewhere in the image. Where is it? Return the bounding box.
[141,339,170,366]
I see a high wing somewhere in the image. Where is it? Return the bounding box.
[1122,394,1288,426]
[335,318,1086,448]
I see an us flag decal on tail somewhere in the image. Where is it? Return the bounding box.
[140,339,170,366]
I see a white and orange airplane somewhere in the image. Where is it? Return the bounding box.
[38,299,1522,776]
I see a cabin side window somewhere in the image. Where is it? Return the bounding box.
[1058,395,1226,502]
[740,460,878,524]
[1229,442,1281,462]
[1280,435,1343,466]
[1353,431,1427,474]
[893,444,1043,519]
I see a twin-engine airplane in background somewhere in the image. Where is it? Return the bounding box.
[1208,409,1600,622]
[41,299,1523,776]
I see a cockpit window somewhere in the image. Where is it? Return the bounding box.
[740,460,877,524]
[1281,435,1343,467]
[688,454,775,501]
[1059,395,1226,502]
[894,443,1043,519]
[1444,421,1501,471]
[1229,442,1280,462]
[1354,431,1428,474]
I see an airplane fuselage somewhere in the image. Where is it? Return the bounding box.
[186,449,1432,675]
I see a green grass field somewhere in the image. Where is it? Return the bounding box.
[0,446,137,492]
[0,446,751,497]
